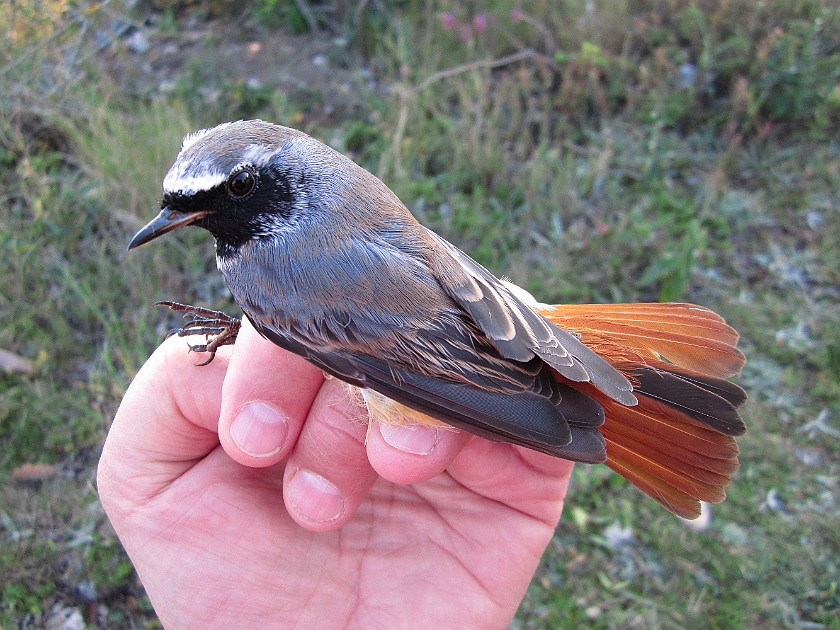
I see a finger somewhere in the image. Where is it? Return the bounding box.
[98,334,232,504]
[448,440,575,525]
[218,318,324,468]
[365,419,472,485]
[283,379,379,532]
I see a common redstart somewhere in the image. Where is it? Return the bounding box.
[129,120,746,519]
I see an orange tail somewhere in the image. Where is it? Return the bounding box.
[538,303,747,519]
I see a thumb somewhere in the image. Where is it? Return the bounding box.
[98,334,231,508]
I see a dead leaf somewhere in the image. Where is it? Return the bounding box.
[12,463,59,481]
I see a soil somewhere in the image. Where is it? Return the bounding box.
[102,15,378,124]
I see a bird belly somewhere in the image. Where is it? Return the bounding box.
[355,386,451,428]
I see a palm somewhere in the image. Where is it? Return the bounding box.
[99,327,572,630]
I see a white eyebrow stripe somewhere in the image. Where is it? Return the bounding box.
[180,123,234,153]
[241,143,275,165]
[163,168,227,195]
[163,141,275,196]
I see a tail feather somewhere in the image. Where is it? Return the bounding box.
[544,303,746,378]
[646,359,747,407]
[538,302,746,519]
[606,441,727,504]
[601,427,733,487]
[604,455,706,519]
[545,302,738,341]
[598,407,740,475]
[630,366,746,436]
[603,401,739,461]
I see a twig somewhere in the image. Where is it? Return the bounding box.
[412,49,541,94]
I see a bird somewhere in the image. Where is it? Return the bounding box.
[129,119,747,519]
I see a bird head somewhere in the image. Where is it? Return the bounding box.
[128,120,349,258]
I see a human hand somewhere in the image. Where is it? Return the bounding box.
[97,318,574,630]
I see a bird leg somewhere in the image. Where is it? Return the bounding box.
[155,301,241,366]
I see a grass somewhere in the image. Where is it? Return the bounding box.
[1,0,839,627]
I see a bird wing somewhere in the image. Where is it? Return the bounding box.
[231,224,611,462]
[423,229,636,405]
[251,319,609,462]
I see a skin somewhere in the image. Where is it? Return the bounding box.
[97,319,575,630]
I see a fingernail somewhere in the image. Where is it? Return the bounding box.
[287,470,345,523]
[230,402,289,458]
[379,423,439,455]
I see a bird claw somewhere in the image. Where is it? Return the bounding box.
[155,301,241,365]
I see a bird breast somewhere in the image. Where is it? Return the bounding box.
[216,220,458,342]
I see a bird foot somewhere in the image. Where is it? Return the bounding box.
[155,301,241,366]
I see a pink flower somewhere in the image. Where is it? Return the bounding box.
[511,8,523,24]
[473,14,487,34]
[440,13,457,31]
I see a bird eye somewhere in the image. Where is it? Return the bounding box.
[227,169,256,198]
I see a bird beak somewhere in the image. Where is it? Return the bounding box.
[128,207,211,250]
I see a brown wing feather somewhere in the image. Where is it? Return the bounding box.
[427,231,636,404]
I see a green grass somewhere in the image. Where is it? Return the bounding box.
[2,0,839,627]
